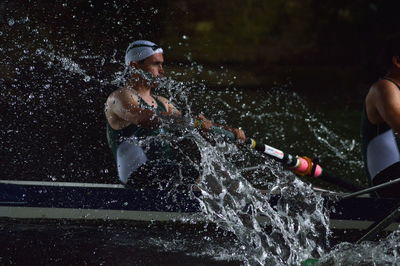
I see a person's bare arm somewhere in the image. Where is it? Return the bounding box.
[371,80,400,133]
[195,114,246,141]
[156,96,182,116]
[107,89,160,129]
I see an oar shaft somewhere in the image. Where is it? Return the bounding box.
[356,204,400,243]
[240,165,270,172]
[247,138,361,191]
[343,177,400,199]
[203,124,361,192]
[208,128,298,166]
[318,171,362,192]
[247,138,295,165]
[247,138,321,176]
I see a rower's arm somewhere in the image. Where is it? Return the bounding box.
[195,114,246,141]
[156,96,182,116]
[108,89,160,129]
[373,80,400,134]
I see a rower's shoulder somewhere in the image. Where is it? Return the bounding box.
[365,78,400,125]
[367,79,399,102]
[107,87,139,103]
[371,79,399,94]
[154,95,173,108]
[154,95,168,103]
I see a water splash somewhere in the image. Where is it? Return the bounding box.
[318,230,400,265]
[190,132,330,265]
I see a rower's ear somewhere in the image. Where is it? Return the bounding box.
[392,56,400,68]
[129,61,139,69]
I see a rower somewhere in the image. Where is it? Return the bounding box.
[361,36,400,198]
[104,40,245,187]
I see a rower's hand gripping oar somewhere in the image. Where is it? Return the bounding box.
[195,121,361,192]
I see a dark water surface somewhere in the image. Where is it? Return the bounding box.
[0,221,243,266]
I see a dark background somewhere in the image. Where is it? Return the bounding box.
[1,0,399,183]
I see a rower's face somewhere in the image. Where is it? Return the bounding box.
[136,53,165,77]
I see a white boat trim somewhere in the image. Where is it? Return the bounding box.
[329,219,400,231]
[0,180,125,189]
[0,206,205,222]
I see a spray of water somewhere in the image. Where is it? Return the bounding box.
[317,230,400,265]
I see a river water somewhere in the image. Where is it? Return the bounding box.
[2,3,400,266]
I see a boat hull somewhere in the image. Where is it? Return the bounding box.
[1,180,400,231]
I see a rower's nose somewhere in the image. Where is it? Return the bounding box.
[159,65,165,76]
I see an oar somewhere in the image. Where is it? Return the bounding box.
[356,202,400,243]
[205,126,362,192]
[244,138,362,191]
[347,178,400,242]
[241,165,270,172]
[343,177,400,199]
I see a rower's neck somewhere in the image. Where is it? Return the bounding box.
[127,84,158,107]
[126,79,153,98]
[384,73,400,86]
[386,66,400,84]
[135,86,152,98]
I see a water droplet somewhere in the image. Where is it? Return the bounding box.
[182,35,189,40]
[8,18,15,26]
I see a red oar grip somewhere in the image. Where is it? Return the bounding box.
[293,156,323,177]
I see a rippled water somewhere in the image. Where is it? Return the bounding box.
[2,6,400,266]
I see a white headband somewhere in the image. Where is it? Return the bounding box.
[125,40,163,66]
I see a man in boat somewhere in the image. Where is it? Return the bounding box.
[361,36,400,198]
[105,40,245,187]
